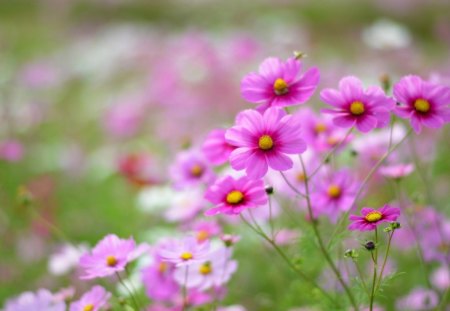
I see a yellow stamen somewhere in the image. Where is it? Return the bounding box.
[190,164,203,177]
[365,211,382,222]
[226,190,244,205]
[197,230,209,242]
[296,172,306,182]
[327,185,341,198]
[83,304,94,311]
[180,252,193,261]
[414,99,430,113]
[315,122,327,133]
[199,262,212,275]
[258,135,274,150]
[273,78,289,95]
[106,255,117,267]
[349,101,365,115]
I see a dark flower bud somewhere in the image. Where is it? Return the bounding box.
[344,249,359,259]
[265,185,274,195]
[364,241,376,251]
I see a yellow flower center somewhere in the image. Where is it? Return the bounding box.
[365,211,383,222]
[83,304,94,311]
[258,135,274,150]
[197,230,209,242]
[273,78,289,95]
[226,190,244,205]
[327,185,341,198]
[158,262,168,273]
[315,122,327,133]
[349,101,365,115]
[190,164,203,177]
[180,252,193,261]
[106,255,118,267]
[199,262,212,275]
[414,99,430,113]
[296,172,306,183]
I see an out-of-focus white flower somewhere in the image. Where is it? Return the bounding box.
[136,185,176,214]
[362,19,411,50]
[48,243,88,276]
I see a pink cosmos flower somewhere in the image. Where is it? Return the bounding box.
[79,234,146,279]
[310,169,359,222]
[321,76,395,132]
[118,153,160,187]
[396,287,439,310]
[48,243,88,276]
[142,257,179,302]
[204,175,267,216]
[3,289,66,311]
[202,128,236,166]
[348,205,400,231]
[159,236,210,267]
[225,108,307,179]
[393,75,450,133]
[169,150,215,189]
[69,286,111,311]
[379,163,414,179]
[191,220,222,243]
[241,57,320,111]
[173,246,238,291]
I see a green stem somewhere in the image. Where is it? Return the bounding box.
[299,156,359,311]
[352,258,370,298]
[116,272,140,311]
[240,214,338,307]
[375,231,394,294]
[369,228,378,311]
[308,127,354,179]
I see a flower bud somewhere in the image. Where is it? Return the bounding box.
[364,241,376,251]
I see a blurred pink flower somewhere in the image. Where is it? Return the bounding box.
[0,140,24,162]
[396,287,439,310]
[170,150,215,190]
[3,289,65,311]
[241,57,319,111]
[202,128,236,166]
[159,236,210,267]
[79,234,146,279]
[379,163,414,179]
[69,286,111,311]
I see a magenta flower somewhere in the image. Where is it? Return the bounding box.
[3,289,66,311]
[241,57,320,111]
[310,169,359,222]
[79,234,145,279]
[393,75,450,133]
[159,236,210,267]
[321,76,395,132]
[169,150,215,189]
[202,129,236,166]
[69,286,111,311]
[348,205,400,231]
[204,175,267,216]
[225,108,307,179]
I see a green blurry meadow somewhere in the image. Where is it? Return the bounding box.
[0,0,449,310]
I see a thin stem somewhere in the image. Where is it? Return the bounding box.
[375,231,394,293]
[299,156,359,311]
[369,228,378,311]
[182,266,189,311]
[352,258,370,298]
[240,214,338,307]
[308,127,354,179]
[279,171,306,197]
[394,180,432,289]
[268,196,275,239]
[116,272,140,311]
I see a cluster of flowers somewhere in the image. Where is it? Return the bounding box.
[3,55,449,310]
